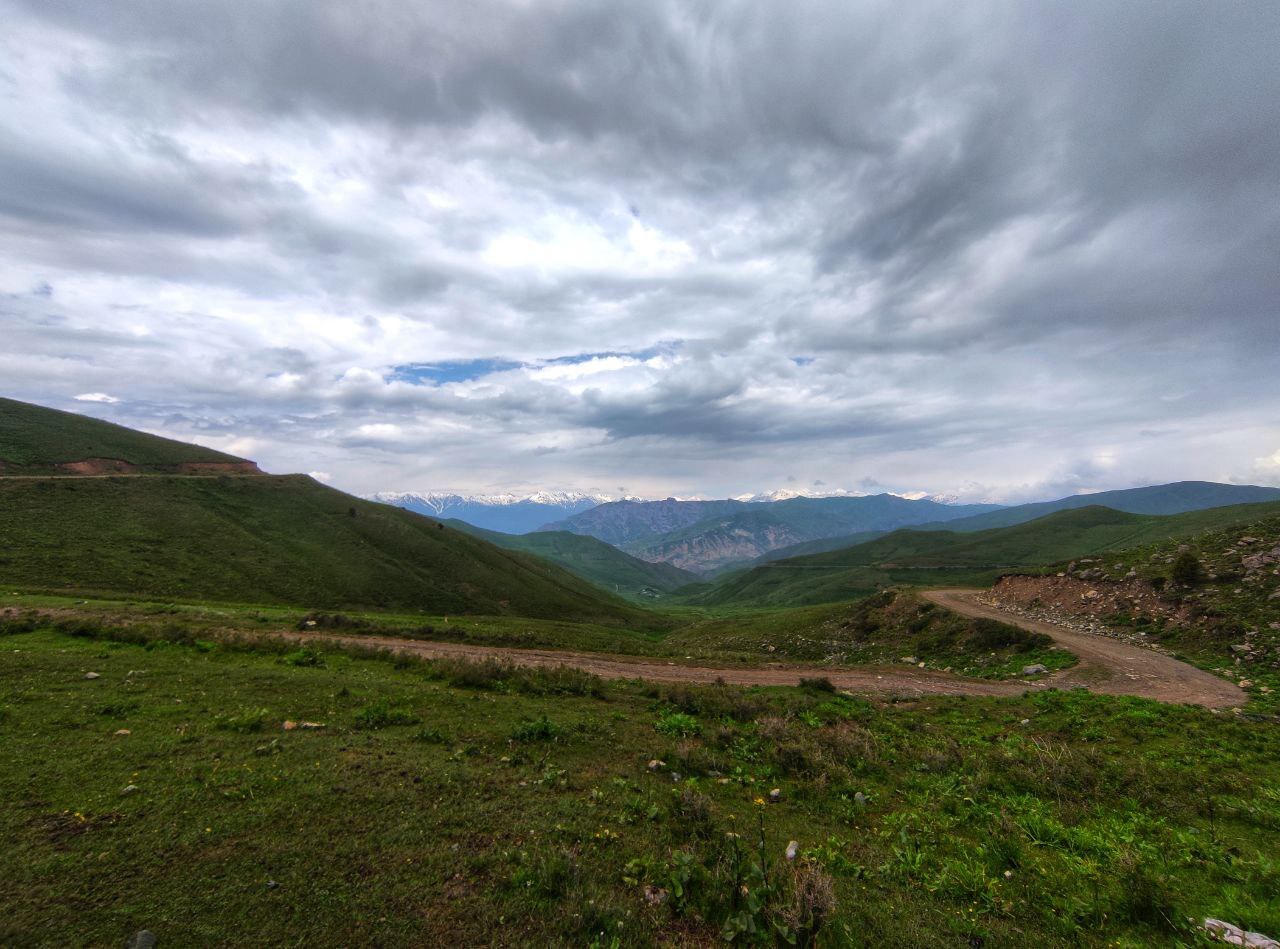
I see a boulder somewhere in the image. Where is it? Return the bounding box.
[1201,918,1278,948]
[1021,664,1048,676]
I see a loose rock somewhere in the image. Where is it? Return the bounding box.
[1201,918,1279,948]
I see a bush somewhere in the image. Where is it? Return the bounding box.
[1171,552,1203,587]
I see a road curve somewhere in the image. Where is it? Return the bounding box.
[275,588,1243,708]
[274,630,1030,699]
[922,589,1244,708]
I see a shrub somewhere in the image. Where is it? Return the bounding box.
[1171,552,1203,587]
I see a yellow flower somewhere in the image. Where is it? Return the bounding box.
[753,797,766,806]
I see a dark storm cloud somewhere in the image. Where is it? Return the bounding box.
[1,0,1278,498]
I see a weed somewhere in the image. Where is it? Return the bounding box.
[213,707,269,733]
[353,700,420,729]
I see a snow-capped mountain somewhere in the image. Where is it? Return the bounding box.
[367,490,612,534]
[733,488,869,503]
[732,488,967,504]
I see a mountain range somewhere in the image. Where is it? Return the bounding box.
[544,496,1004,572]
[367,490,609,534]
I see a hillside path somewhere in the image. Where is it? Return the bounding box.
[922,589,1244,708]
[277,590,1244,707]
[274,629,1030,698]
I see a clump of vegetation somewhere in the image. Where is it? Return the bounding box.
[282,647,326,667]
[655,710,701,737]
[1171,551,1204,587]
[509,715,566,743]
[213,707,269,733]
[353,700,420,729]
[799,676,836,693]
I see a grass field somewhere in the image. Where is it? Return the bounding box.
[2,620,1277,946]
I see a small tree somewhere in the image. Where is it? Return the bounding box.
[1171,551,1203,587]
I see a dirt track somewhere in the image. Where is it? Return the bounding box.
[278,589,1245,708]
[922,589,1244,708]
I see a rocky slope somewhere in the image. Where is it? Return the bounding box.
[987,511,1280,708]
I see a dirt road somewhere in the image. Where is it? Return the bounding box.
[922,589,1244,708]
[276,629,1030,698]
[278,588,1244,707]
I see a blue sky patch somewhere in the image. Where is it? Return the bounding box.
[391,359,521,385]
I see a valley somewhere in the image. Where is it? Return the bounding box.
[3,396,1279,947]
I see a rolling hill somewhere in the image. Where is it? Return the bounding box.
[0,398,657,625]
[443,520,699,598]
[691,501,1280,608]
[750,480,1280,565]
[0,397,258,475]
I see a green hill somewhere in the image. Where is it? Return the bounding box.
[444,520,699,598]
[0,398,658,625]
[751,481,1280,565]
[692,501,1280,608]
[0,397,255,474]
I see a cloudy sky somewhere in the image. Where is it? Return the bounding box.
[2,1,1278,502]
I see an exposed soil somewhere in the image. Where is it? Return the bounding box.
[0,459,263,478]
[56,458,142,475]
[276,590,1245,708]
[990,574,1175,621]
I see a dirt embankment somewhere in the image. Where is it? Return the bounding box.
[990,574,1174,621]
[16,458,265,476]
[922,589,1244,708]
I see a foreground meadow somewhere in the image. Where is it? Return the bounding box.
[2,619,1277,947]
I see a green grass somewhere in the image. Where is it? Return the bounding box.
[0,474,663,627]
[0,397,243,472]
[446,520,699,599]
[693,502,1280,608]
[1,621,1277,946]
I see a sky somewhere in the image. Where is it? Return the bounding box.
[1,1,1278,503]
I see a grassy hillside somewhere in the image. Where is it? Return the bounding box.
[0,397,249,473]
[444,520,699,598]
[694,502,1280,608]
[989,506,1280,710]
[2,618,1277,946]
[923,481,1280,534]
[753,481,1280,564]
[0,474,659,626]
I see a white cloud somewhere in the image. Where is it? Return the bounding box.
[0,1,1276,500]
